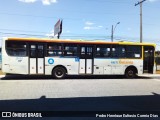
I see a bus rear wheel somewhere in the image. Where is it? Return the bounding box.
[52,67,66,79]
[125,68,136,78]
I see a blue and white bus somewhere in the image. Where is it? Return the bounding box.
[2,37,156,78]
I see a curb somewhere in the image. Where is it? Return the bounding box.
[139,74,160,77]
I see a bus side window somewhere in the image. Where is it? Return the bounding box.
[103,47,111,57]
[111,46,119,58]
[96,47,101,57]
[96,46,111,58]
[37,45,44,58]
[64,45,78,57]
[118,46,126,58]
[6,41,27,57]
[126,46,141,58]
[47,44,62,56]
[30,45,36,58]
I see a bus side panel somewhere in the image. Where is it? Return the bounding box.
[2,38,6,72]
[30,58,36,74]
[86,59,92,74]
[79,59,85,74]
[37,58,44,74]
[94,58,112,75]
[45,57,79,75]
[123,59,143,75]
[2,39,28,74]
[136,60,143,75]
[3,56,29,74]
[94,58,143,75]
[153,64,156,74]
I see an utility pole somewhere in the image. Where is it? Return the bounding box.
[135,0,146,43]
[111,25,113,42]
[111,22,120,42]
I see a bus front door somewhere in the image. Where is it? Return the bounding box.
[79,46,93,74]
[29,44,44,74]
[143,46,154,73]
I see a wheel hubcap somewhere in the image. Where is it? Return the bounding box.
[56,70,63,76]
[128,70,133,76]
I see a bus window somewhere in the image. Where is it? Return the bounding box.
[64,45,78,57]
[86,47,92,56]
[30,45,36,58]
[80,47,86,58]
[111,46,119,58]
[126,46,141,58]
[118,46,126,58]
[96,46,111,58]
[96,47,100,57]
[37,45,44,58]
[47,44,62,56]
[6,41,27,56]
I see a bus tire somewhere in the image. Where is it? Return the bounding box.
[125,67,137,78]
[52,67,66,79]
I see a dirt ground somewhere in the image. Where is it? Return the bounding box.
[156,70,160,74]
[0,70,5,75]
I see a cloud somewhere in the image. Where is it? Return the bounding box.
[84,26,94,30]
[84,21,103,30]
[18,0,37,3]
[85,21,95,26]
[46,30,54,38]
[98,26,103,28]
[18,0,58,5]
[84,26,103,30]
[42,0,57,5]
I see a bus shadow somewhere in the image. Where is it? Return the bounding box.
[0,93,160,111]
[1,74,53,80]
[0,75,152,80]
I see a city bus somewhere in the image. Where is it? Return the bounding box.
[2,37,156,79]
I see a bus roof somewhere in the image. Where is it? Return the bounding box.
[5,37,156,47]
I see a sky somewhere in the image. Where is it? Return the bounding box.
[0,0,160,50]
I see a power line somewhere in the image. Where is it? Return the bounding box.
[0,31,108,37]
[0,32,45,37]
[0,28,48,34]
[85,0,132,4]
[1,11,159,26]
[0,31,159,40]
[0,31,159,46]
[0,31,132,40]
[135,0,146,6]
[0,11,136,19]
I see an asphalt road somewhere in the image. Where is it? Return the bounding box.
[0,75,160,111]
[0,75,160,119]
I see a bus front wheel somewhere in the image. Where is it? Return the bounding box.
[125,68,136,78]
[52,67,66,79]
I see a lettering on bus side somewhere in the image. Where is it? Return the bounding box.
[16,57,23,62]
[75,57,79,62]
[48,58,54,64]
[119,60,133,64]
[111,60,133,64]
[111,61,118,64]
